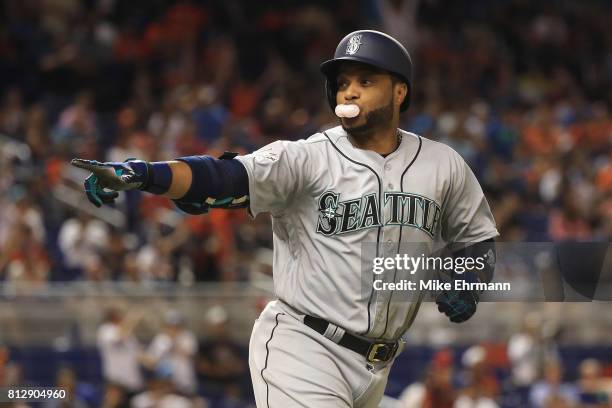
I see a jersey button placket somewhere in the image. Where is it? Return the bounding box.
[384,163,393,189]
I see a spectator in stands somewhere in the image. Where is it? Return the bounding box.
[52,91,98,147]
[375,0,420,52]
[100,383,127,408]
[23,104,50,161]
[43,366,89,408]
[142,310,198,396]
[576,359,612,407]
[215,383,255,408]
[57,211,110,278]
[398,348,457,407]
[96,307,144,400]
[0,186,46,259]
[0,343,8,385]
[0,88,25,138]
[529,359,579,408]
[454,346,500,408]
[0,221,50,294]
[131,372,199,408]
[0,343,23,387]
[508,313,545,391]
[196,306,247,398]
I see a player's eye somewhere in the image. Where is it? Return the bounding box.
[337,80,348,89]
[361,79,373,86]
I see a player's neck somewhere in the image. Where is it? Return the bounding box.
[350,126,400,156]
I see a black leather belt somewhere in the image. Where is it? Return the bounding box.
[303,315,399,363]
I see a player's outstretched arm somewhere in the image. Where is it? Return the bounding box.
[70,153,249,214]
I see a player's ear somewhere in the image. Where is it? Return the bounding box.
[395,82,408,107]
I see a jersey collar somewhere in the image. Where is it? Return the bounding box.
[325,126,416,168]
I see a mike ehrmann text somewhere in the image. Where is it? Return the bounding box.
[373,279,511,292]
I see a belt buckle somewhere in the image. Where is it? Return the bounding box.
[367,342,397,363]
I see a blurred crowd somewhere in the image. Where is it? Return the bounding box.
[0,305,253,408]
[394,312,612,408]
[0,2,611,407]
[2,307,612,408]
[0,0,610,286]
[94,305,251,408]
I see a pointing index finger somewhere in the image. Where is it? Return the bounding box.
[70,158,105,171]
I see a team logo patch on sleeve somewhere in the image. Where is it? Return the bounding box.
[346,34,362,55]
[254,146,280,162]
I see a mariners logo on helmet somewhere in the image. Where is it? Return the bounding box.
[345,35,362,55]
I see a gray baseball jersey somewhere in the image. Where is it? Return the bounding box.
[236,125,498,341]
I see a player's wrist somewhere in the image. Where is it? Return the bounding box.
[121,159,149,190]
[125,159,172,195]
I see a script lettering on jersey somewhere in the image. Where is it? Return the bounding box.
[316,191,442,237]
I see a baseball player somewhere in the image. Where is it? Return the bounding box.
[72,30,498,407]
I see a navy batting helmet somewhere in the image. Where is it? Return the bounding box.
[320,30,413,112]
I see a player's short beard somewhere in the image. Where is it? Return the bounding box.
[341,97,395,139]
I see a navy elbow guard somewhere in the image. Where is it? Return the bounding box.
[172,152,250,215]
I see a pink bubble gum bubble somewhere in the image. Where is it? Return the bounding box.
[335,104,360,118]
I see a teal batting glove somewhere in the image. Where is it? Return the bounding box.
[71,158,149,207]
